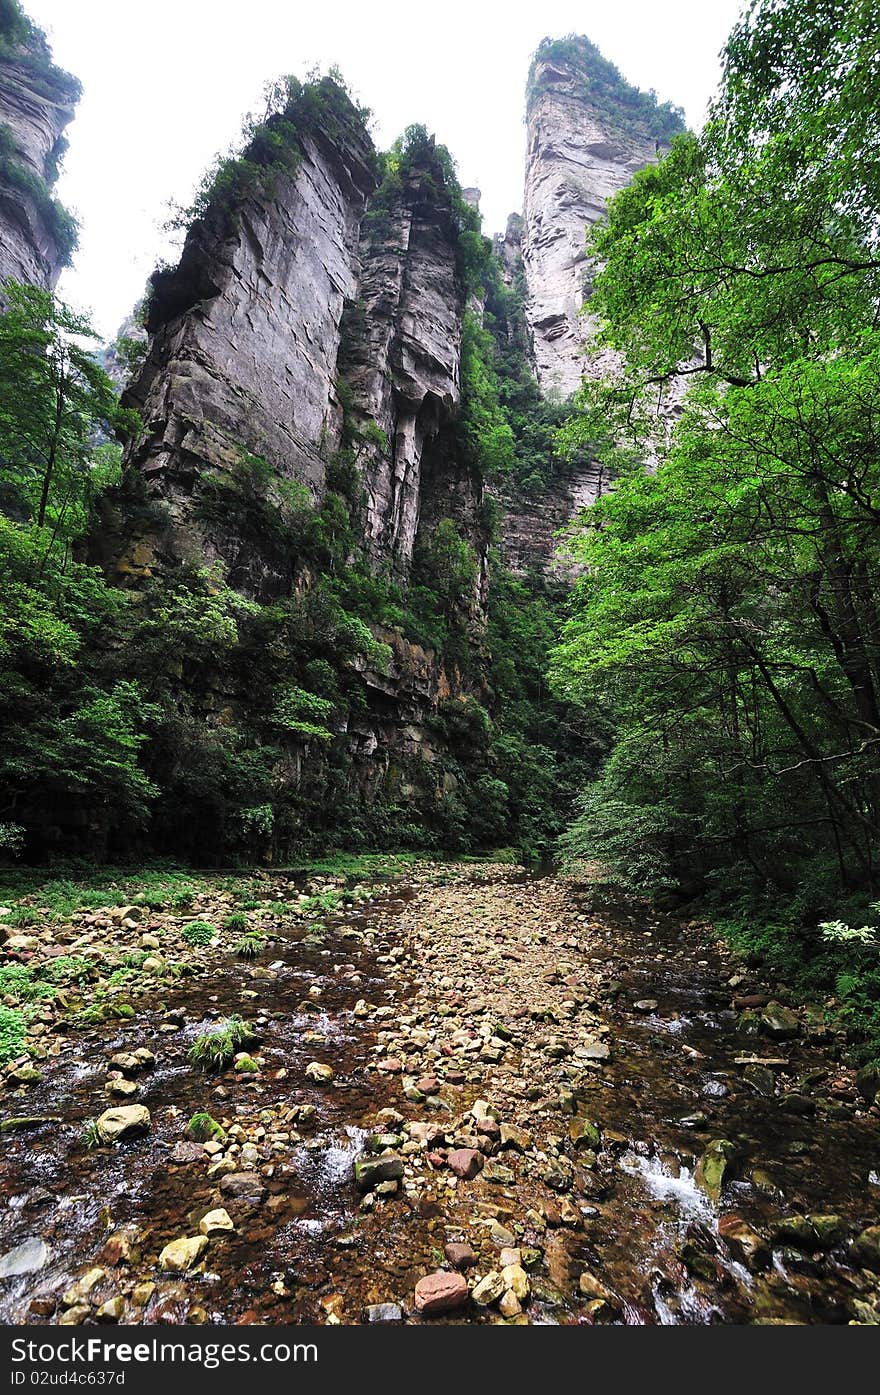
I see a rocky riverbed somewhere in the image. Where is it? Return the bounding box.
[1,860,879,1325]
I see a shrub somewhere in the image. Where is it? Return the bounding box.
[188,1016,256,1072]
[182,921,214,946]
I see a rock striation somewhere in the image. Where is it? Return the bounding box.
[0,23,78,289]
[521,43,680,401]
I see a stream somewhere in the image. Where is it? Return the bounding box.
[1,862,878,1325]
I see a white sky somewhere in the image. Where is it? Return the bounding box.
[26,0,744,340]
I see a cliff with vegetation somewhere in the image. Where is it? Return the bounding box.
[0,2,78,288]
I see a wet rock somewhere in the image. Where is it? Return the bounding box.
[95,1296,125,1323]
[105,1077,139,1099]
[633,999,658,1013]
[569,1117,601,1150]
[414,1270,469,1316]
[472,1270,506,1306]
[364,1303,404,1322]
[760,1002,800,1040]
[219,1171,266,1206]
[445,1242,477,1270]
[743,1064,776,1097]
[501,1263,530,1300]
[447,1147,483,1179]
[851,1226,880,1272]
[498,1290,522,1318]
[855,1065,880,1104]
[0,1237,51,1278]
[354,1153,404,1191]
[58,1306,90,1326]
[499,1124,531,1152]
[158,1235,209,1272]
[199,1208,235,1237]
[771,1213,844,1251]
[305,1062,334,1083]
[718,1214,770,1270]
[578,1271,612,1301]
[694,1138,736,1202]
[7,1065,43,1085]
[96,1105,150,1144]
[483,1161,515,1185]
[543,1158,573,1192]
[62,1269,106,1306]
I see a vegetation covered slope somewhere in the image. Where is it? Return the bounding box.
[552,0,880,1063]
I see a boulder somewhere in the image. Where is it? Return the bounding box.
[694,1138,736,1203]
[0,1237,51,1278]
[158,1235,208,1273]
[96,1105,150,1144]
[413,1270,468,1316]
[760,1002,800,1039]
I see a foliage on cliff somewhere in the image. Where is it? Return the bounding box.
[553,0,880,1060]
[528,34,685,142]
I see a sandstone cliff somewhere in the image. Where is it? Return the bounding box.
[0,20,78,289]
[522,39,683,401]
[103,86,490,846]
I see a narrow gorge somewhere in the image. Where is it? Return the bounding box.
[2,0,879,1334]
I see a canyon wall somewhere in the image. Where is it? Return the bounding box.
[0,28,78,289]
[498,39,685,574]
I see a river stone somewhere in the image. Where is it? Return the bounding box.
[743,1063,776,1097]
[305,1062,334,1083]
[219,1171,266,1205]
[364,1303,404,1323]
[0,1236,51,1278]
[499,1123,531,1152]
[760,1002,800,1039]
[447,1147,483,1179]
[569,1117,601,1149]
[694,1138,737,1202]
[62,1268,105,1306]
[718,1214,770,1270]
[105,1078,139,1099]
[855,1065,880,1103]
[851,1225,880,1271]
[96,1105,150,1144]
[445,1242,477,1270]
[632,999,658,1013]
[354,1153,404,1191]
[8,1065,42,1085]
[501,1263,530,1300]
[198,1208,235,1237]
[95,1296,125,1322]
[158,1235,208,1272]
[472,1270,506,1306]
[413,1270,468,1316]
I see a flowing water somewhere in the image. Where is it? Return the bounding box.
[1,868,878,1325]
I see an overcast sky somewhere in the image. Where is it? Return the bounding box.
[26,0,744,340]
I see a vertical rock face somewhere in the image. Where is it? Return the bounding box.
[521,45,680,401]
[340,158,465,575]
[0,29,78,288]
[122,108,377,582]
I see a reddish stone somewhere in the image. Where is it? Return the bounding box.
[426,1150,446,1168]
[447,1147,483,1180]
[414,1270,469,1316]
[376,1058,402,1074]
[446,1070,466,1084]
[444,1242,478,1270]
[733,994,769,1010]
[417,1075,441,1095]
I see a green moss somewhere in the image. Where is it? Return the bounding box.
[185,1111,226,1143]
[0,123,78,264]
